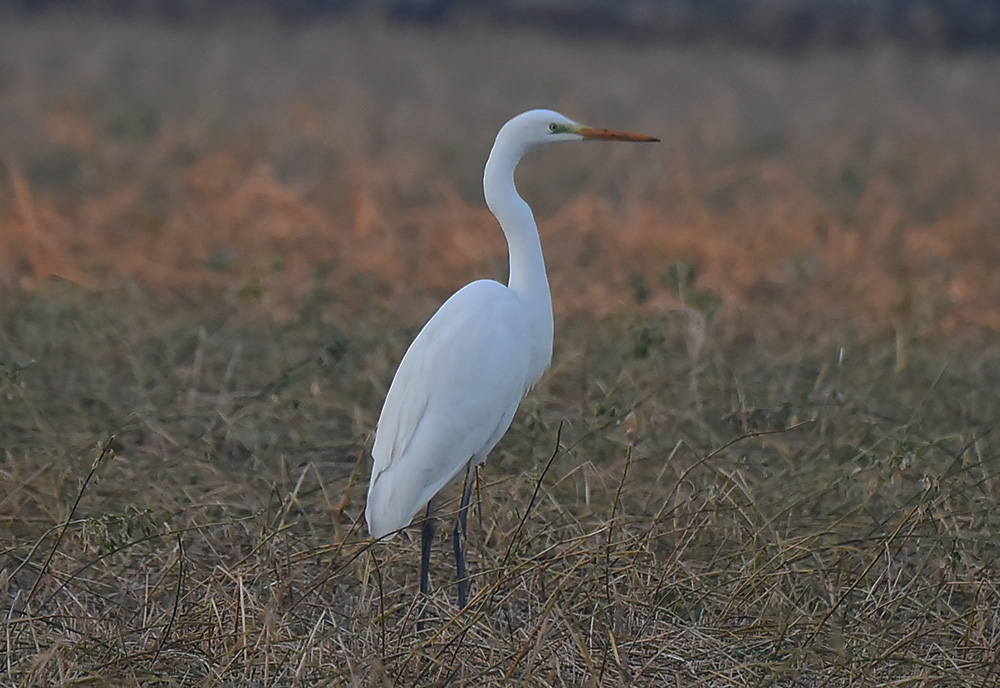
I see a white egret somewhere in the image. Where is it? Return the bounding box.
[365,109,657,608]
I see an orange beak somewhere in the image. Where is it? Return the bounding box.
[575,126,659,142]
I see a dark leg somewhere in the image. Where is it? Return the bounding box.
[420,500,435,596]
[418,500,435,631]
[453,464,475,609]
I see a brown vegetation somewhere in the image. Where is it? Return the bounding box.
[1,11,1000,686]
[2,13,1000,328]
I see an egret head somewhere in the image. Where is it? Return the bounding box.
[497,109,659,155]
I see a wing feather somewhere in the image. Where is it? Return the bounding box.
[366,280,532,538]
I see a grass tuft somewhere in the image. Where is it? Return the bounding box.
[1,289,999,684]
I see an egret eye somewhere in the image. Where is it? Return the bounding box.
[549,123,559,133]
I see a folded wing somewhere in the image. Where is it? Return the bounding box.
[366,280,532,539]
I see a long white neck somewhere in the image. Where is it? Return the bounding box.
[483,137,553,386]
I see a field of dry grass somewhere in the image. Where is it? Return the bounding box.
[2,9,1000,687]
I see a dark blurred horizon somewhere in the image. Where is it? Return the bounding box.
[4,0,1000,51]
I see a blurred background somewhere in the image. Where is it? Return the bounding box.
[7,0,1000,48]
[2,0,999,329]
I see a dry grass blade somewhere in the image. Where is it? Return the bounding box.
[151,533,184,664]
[18,436,115,618]
[496,420,565,577]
